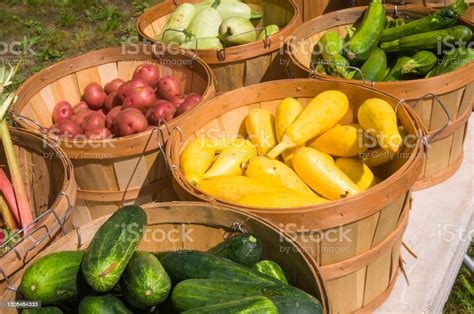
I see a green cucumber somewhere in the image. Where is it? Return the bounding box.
[159,250,277,284]
[401,51,438,75]
[316,32,351,78]
[21,307,62,314]
[20,251,84,305]
[380,0,469,43]
[207,233,262,267]
[182,296,278,314]
[354,47,387,82]
[257,25,280,40]
[384,56,411,82]
[346,0,386,62]
[381,25,473,53]
[78,295,131,314]
[253,260,288,283]
[160,3,196,45]
[172,279,323,314]
[427,47,474,77]
[122,251,171,310]
[82,205,147,293]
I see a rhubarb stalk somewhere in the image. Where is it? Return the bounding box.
[0,194,17,230]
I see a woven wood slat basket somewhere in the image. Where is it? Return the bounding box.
[1,202,329,314]
[287,5,474,190]
[11,46,215,227]
[137,0,301,93]
[165,79,425,313]
[0,129,76,291]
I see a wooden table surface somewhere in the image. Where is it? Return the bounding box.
[378,117,473,313]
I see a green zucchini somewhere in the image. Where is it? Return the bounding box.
[172,279,323,314]
[346,0,386,62]
[253,260,288,283]
[257,25,280,40]
[159,250,277,284]
[384,56,411,82]
[207,233,262,267]
[82,205,147,293]
[380,0,469,43]
[182,296,278,314]
[78,295,131,314]
[159,3,196,45]
[121,251,171,310]
[21,307,62,314]
[188,7,222,39]
[354,47,387,82]
[401,51,438,75]
[180,37,223,50]
[427,47,474,77]
[20,251,84,305]
[316,32,351,78]
[381,25,473,53]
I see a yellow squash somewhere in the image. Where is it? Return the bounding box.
[237,192,328,208]
[335,157,378,191]
[180,138,220,185]
[245,109,277,155]
[310,124,368,157]
[198,175,291,203]
[293,147,360,200]
[361,147,397,167]
[358,98,402,153]
[246,156,316,197]
[275,97,305,166]
[204,139,257,178]
[267,91,349,159]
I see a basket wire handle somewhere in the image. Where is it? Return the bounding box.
[8,111,47,133]
[223,222,248,240]
[157,119,173,177]
[217,27,271,62]
[412,93,452,144]
[310,61,375,87]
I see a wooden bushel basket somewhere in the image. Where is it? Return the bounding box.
[293,0,355,22]
[0,129,76,291]
[287,5,474,190]
[1,202,330,314]
[137,0,301,93]
[165,80,425,313]
[11,46,215,227]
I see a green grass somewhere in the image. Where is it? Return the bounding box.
[0,0,163,91]
[444,242,474,313]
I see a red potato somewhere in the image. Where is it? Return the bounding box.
[52,101,73,123]
[146,100,176,125]
[106,106,122,130]
[83,82,107,110]
[104,92,122,111]
[56,120,82,138]
[71,109,94,126]
[133,64,160,89]
[112,108,148,137]
[104,78,125,95]
[176,93,202,116]
[157,76,181,101]
[81,111,106,133]
[85,128,112,140]
[169,95,185,107]
[122,86,157,113]
[116,78,147,101]
[73,101,89,114]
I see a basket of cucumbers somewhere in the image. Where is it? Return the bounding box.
[2,203,329,313]
[137,0,301,92]
[288,0,473,189]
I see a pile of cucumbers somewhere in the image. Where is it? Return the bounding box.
[17,205,323,313]
[311,0,474,82]
[159,0,280,49]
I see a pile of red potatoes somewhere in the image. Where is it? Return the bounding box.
[49,64,202,140]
